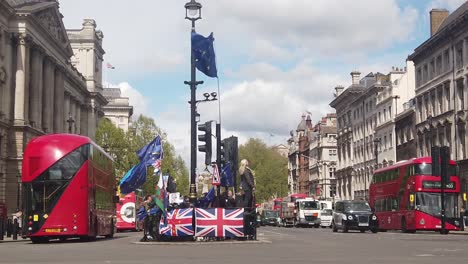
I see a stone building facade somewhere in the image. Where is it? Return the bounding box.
[102,88,133,132]
[330,64,415,200]
[408,5,468,193]
[395,100,417,161]
[287,114,313,195]
[308,114,337,200]
[0,0,107,215]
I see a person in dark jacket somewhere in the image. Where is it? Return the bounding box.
[239,159,255,208]
[221,190,236,208]
[141,195,156,241]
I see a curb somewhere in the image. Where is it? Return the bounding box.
[132,238,272,245]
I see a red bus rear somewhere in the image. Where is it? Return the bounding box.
[116,191,143,232]
[21,134,116,243]
[273,198,282,211]
[369,157,461,233]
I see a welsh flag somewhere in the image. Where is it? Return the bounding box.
[154,174,166,212]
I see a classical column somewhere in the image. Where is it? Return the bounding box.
[29,48,44,129]
[42,58,55,133]
[80,105,89,137]
[14,34,30,125]
[70,97,76,134]
[53,67,64,133]
[76,103,81,134]
[63,92,70,131]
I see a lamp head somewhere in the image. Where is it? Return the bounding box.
[185,0,202,20]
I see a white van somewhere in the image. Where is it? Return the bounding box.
[320,208,333,228]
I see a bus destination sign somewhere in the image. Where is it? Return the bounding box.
[422,181,456,190]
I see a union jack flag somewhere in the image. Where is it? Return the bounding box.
[195,208,244,238]
[152,159,161,172]
[159,208,194,237]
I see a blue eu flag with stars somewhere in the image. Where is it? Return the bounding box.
[192,32,218,78]
[136,135,163,167]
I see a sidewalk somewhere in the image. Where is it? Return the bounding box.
[0,235,28,243]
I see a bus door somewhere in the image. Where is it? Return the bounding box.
[88,167,97,236]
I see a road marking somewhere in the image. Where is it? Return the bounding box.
[416,254,436,257]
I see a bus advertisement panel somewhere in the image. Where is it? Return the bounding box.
[116,191,143,231]
[21,134,117,243]
[369,157,461,233]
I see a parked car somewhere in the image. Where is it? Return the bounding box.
[261,210,280,226]
[332,200,378,233]
[320,209,333,228]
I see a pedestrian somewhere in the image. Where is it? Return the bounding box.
[141,195,156,241]
[221,190,236,208]
[239,159,255,208]
[463,206,468,228]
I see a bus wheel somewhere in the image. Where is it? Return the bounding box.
[401,218,409,233]
[371,228,378,233]
[30,237,48,244]
[440,229,449,235]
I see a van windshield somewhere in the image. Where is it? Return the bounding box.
[300,201,319,210]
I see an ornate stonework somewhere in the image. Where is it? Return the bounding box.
[35,9,65,43]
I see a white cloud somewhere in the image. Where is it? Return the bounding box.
[58,0,424,166]
[115,82,149,117]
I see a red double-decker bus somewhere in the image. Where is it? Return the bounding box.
[369,157,461,234]
[273,198,282,211]
[22,134,117,243]
[116,191,143,232]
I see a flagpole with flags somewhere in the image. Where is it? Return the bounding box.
[105,62,115,88]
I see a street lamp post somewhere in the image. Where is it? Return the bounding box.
[184,0,203,203]
[16,174,21,211]
[372,138,381,201]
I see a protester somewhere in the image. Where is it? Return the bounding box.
[141,195,156,241]
[221,190,236,208]
[238,159,255,208]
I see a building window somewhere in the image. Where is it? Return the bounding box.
[383,109,387,121]
[423,64,428,83]
[444,49,450,72]
[458,80,464,111]
[390,133,393,147]
[430,59,435,80]
[436,55,442,75]
[438,87,443,114]
[445,84,450,111]
[456,41,463,69]
[416,68,422,87]
[329,149,337,156]
[384,136,387,150]
[389,106,392,118]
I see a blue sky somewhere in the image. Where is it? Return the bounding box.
[59,0,467,164]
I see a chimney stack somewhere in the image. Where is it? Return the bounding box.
[350,71,361,85]
[430,9,449,36]
[334,85,344,97]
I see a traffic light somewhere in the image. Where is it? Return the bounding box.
[198,121,212,165]
[221,136,238,187]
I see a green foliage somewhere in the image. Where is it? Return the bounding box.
[95,115,189,196]
[238,138,288,203]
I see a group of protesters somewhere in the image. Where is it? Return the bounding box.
[139,158,257,241]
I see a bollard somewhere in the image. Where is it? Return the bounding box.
[6,219,12,237]
[0,218,4,240]
[12,218,18,240]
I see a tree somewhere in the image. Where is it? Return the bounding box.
[238,138,288,203]
[95,115,189,196]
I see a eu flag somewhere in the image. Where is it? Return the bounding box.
[221,163,234,187]
[192,32,218,78]
[119,162,147,194]
[136,135,163,167]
